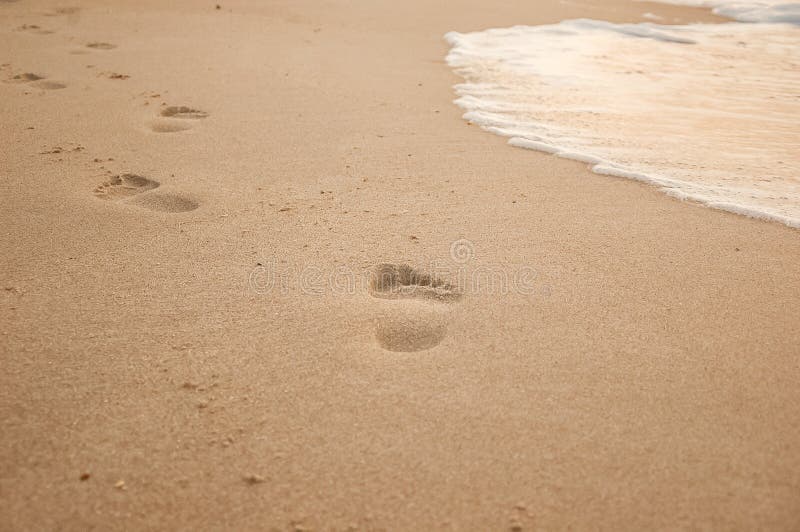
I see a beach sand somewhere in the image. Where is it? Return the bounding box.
[1,0,799,529]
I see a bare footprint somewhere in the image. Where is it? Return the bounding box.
[7,72,44,83]
[51,6,80,15]
[42,6,80,20]
[94,173,159,201]
[31,80,66,90]
[161,106,208,119]
[148,106,208,133]
[93,175,197,213]
[148,119,193,133]
[16,24,54,34]
[127,192,198,213]
[86,42,116,50]
[369,263,461,352]
[6,73,65,90]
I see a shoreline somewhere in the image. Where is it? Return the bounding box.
[445,17,800,230]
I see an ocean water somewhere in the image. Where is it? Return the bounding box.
[445,1,800,228]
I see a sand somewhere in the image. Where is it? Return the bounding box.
[1,0,799,529]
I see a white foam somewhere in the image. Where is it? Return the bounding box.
[642,0,800,23]
[445,19,800,229]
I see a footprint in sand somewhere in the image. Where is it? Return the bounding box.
[16,24,54,34]
[148,120,193,133]
[93,174,198,213]
[72,42,115,55]
[31,80,66,90]
[6,72,66,90]
[86,42,116,50]
[127,192,199,213]
[94,173,159,200]
[148,106,208,133]
[369,263,461,352]
[49,6,80,15]
[8,72,44,82]
[161,106,209,119]
[44,6,81,21]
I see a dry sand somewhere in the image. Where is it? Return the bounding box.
[1,0,799,529]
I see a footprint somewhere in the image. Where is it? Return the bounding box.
[8,72,44,83]
[6,73,66,90]
[44,6,80,19]
[93,175,197,213]
[148,119,193,133]
[86,42,116,50]
[369,263,461,352]
[127,192,199,213]
[160,106,208,119]
[105,72,129,80]
[147,106,208,133]
[93,173,159,201]
[16,24,54,34]
[31,80,66,90]
[51,6,80,15]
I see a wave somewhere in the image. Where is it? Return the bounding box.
[643,0,800,24]
[445,18,800,228]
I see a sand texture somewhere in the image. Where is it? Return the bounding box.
[1,0,799,530]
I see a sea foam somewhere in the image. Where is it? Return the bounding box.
[445,16,800,228]
[643,0,800,24]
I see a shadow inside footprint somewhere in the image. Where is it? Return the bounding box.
[128,192,198,213]
[94,173,159,200]
[10,73,44,82]
[7,73,67,90]
[52,6,80,14]
[86,42,116,50]
[370,263,461,302]
[161,106,208,119]
[31,80,66,90]
[148,119,193,133]
[375,305,448,352]
[16,24,53,34]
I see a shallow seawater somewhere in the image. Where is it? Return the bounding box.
[445,13,800,228]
